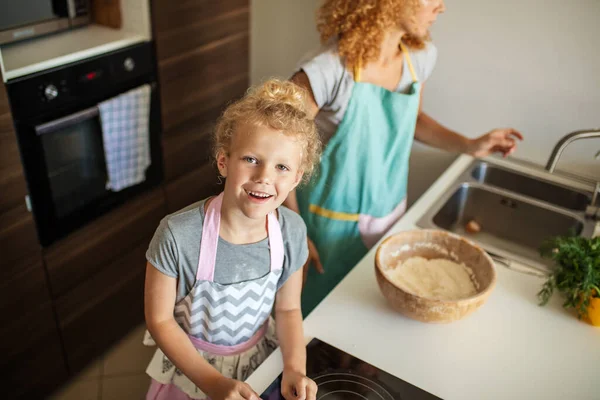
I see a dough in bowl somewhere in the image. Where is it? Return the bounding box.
[382,256,479,301]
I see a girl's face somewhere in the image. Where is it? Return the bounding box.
[403,0,446,39]
[217,123,304,220]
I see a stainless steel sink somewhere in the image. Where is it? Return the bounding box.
[471,162,591,211]
[417,159,596,271]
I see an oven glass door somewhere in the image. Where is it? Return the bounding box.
[35,106,109,219]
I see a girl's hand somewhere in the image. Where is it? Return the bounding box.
[468,128,523,158]
[206,376,260,400]
[281,369,318,400]
[303,237,324,284]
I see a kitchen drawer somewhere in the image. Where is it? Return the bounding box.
[56,239,148,374]
[44,188,166,297]
[2,327,67,399]
[0,254,50,322]
[0,301,58,360]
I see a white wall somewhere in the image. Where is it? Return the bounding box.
[422,0,600,182]
[250,0,321,84]
[251,0,600,205]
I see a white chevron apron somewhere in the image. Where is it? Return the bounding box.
[144,192,283,399]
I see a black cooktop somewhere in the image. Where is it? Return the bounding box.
[260,338,442,399]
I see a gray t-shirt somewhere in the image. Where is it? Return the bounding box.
[146,198,309,302]
[298,42,438,144]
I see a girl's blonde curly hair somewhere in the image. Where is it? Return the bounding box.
[317,0,429,70]
[214,79,321,183]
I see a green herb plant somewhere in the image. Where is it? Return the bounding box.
[538,236,600,319]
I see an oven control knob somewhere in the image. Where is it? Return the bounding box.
[124,57,135,72]
[44,84,58,101]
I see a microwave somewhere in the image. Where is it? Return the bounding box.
[0,0,90,46]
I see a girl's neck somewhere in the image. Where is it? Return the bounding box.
[218,196,268,244]
[378,29,406,64]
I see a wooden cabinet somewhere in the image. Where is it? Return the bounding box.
[153,0,249,206]
[0,70,67,398]
[45,187,165,374]
[44,188,166,297]
[0,1,249,396]
[0,112,27,214]
[56,239,150,373]
[1,303,68,399]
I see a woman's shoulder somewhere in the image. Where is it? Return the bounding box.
[408,41,438,82]
[297,40,346,75]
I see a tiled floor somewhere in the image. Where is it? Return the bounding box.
[51,324,155,400]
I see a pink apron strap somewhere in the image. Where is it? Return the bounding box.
[196,193,223,281]
[267,211,284,272]
[188,321,269,356]
[196,193,284,280]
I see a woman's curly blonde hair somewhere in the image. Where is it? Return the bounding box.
[317,0,429,70]
[214,79,321,183]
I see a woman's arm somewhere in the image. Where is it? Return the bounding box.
[414,84,522,157]
[275,268,317,400]
[144,263,258,399]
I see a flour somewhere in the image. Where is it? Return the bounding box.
[382,256,479,300]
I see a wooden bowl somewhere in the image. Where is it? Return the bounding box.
[375,230,496,323]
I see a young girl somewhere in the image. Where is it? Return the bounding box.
[143,79,321,400]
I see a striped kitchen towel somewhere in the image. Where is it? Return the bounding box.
[99,84,152,192]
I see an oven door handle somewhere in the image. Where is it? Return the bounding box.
[35,106,99,136]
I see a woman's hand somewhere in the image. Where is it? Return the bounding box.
[303,237,324,284]
[205,376,260,400]
[467,128,523,158]
[281,369,318,400]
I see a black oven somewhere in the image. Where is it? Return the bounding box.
[7,42,163,247]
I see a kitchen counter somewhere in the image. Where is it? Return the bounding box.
[246,155,600,400]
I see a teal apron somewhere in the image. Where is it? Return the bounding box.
[297,42,421,316]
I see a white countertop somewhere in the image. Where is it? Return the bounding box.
[247,155,600,400]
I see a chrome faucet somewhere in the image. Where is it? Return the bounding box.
[545,128,600,220]
[545,128,600,173]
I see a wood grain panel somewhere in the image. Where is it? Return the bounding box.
[5,340,67,399]
[152,0,249,34]
[57,240,148,373]
[44,188,166,297]
[162,117,215,182]
[155,8,248,62]
[0,303,68,399]
[0,302,60,364]
[0,205,41,266]
[0,76,11,113]
[159,32,248,90]
[164,163,223,213]
[0,111,28,216]
[161,72,248,133]
[0,255,50,323]
[158,35,249,132]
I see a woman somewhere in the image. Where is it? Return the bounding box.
[285,0,523,316]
